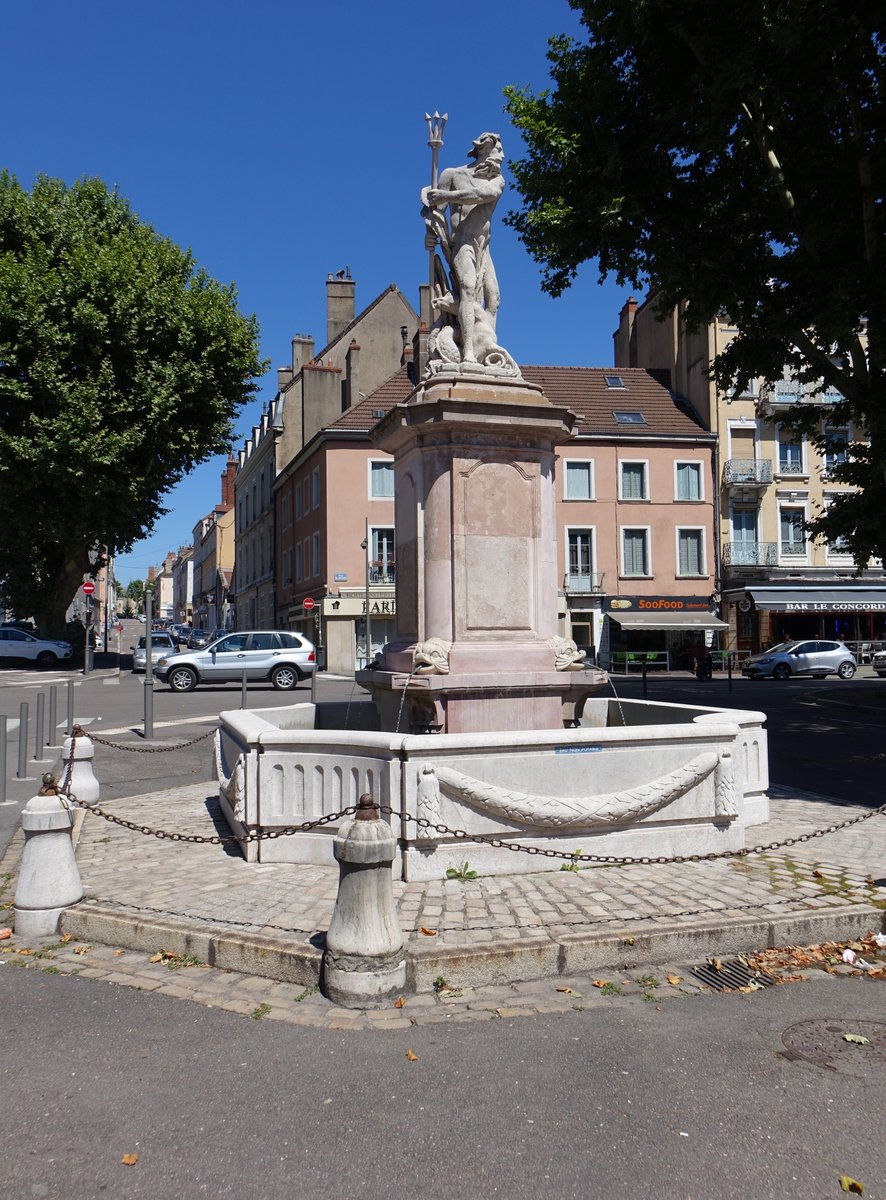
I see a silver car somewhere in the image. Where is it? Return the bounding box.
[132,632,179,673]
[153,630,315,692]
[741,639,857,681]
[872,649,886,678]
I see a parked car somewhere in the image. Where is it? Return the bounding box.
[153,630,315,692]
[741,639,857,681]
[131,632,179,673]
[187,628,210,649]
[0,626,74,668]
[871,648,886,678]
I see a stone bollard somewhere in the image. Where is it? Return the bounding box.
[14,782,84,938]
[59,725,99,806]
[322,793,406,1008]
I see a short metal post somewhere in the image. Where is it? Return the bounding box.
[17,702,29,779]
[727,652,733,696]
[642,660,648,697]
[66,679,75,736]
[34,692,45,760]
[0,715,8,805]
[241,669,248,708]
[48,685,57,745]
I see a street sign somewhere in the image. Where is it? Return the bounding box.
[302,597,316,611]
[82,581,96,595]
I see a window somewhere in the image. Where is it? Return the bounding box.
[370,527,395,582]
[619,461,648,500]
[780,507,807,558]
[564,461,594,500]
[281,495,290,531]
[605,375,626,389]
[312,467,321,508]
[250,633,276,650]
[777,431,804,474]
[566,529,596,590]
[302,480,310,514]
[824,427,849,474]
[312,531,320,576]
[295,543,303,582]
[370,461,395,498]
[295,484,302,521]
[621,528,650,576]
[282,549,292,585]
[677,529,705,576]
[675,462,702,501]
[613,411,645,424]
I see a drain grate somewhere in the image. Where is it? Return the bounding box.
[688,957,777,992]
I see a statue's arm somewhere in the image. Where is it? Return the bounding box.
[427,174,504,207]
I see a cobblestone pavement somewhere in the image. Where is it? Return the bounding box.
[2,780,883,1026]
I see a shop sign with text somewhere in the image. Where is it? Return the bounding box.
[603,596,711,613]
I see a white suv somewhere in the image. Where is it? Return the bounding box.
[153,630,315,692]
[0,626,74,668]
[871,648,886,678]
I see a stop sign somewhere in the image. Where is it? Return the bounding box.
[82,581,96,595]
[302,597,316,611]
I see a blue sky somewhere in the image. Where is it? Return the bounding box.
[4,1,627,586]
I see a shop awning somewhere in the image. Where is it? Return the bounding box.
[745,589,886,612]
[607,611,728,630]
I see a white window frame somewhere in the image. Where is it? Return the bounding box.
[822,423,850,476]
[775,427,806,476]
[777,501,809,564]
[294,484,303,521]
[311,466,321,509]
[368,458,395,499]
[563,459,595,501]
[620,526,652,577]
[565,526,597,586]
[675,526,707,577]
[618,459,649,501]
[823,496,854,561]
[673,460,704,502]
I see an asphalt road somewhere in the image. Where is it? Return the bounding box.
[1,966,882,1199]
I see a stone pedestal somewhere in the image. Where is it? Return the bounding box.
[361,372,606,732]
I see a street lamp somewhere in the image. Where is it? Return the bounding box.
[361,520,371,669]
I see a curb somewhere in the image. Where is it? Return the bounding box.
[59,898,884,995]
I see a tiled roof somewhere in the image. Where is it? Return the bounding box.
[327,365,709,438]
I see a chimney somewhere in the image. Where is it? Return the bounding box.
[345,339,361,409]
[326,269,356,345]
[220,455,237,508]
[277,365,293,390]
[614,295,639,368]
[292,334,315,375]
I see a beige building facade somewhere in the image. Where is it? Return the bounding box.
[614,297,886,657]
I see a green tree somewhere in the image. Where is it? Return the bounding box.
[505,1,885,562]
[126,579,145,609]
[0,174,265,633]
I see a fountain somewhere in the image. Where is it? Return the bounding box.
[215,118,769,879]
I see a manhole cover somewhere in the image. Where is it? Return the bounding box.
[781,1019,886,1078]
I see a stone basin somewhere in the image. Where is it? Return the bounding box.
[215,696,768,880]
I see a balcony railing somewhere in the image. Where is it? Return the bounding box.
[723,459,773,486]
[369,564,396,584]
[721,541,778,567]
[565,571,605,594]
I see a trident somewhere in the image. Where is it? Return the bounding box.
[424,110,447,320]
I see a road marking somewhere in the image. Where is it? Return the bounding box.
[99,714,217,736]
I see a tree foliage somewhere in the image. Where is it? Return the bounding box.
[0,174,265,632]
[505,1,886,562]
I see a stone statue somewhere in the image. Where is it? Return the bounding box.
[549,636,587,671]
[422,129,520,377]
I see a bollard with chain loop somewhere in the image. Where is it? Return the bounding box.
[14,774,84,937]
[59,724,99,806]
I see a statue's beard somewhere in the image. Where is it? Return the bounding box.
[473,160,501,179]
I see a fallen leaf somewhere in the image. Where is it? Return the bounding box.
[148,952,163,963]
[843,1034,870,1045]
[811,869,824,878]
[556,987,575,994]
[0,929,11,940]
[839,1175,864,1194]
[120,1154,139,1166]
[708,957,723,972]
[18,948,32,956]
[394,996,406,1009]
[666,973,682,986]
[59,933,72,944]
[419,927,437,937]
[113,949,125,958]
[405,1049,418,1062]
[72,946,89,956]
[592,980,608,988]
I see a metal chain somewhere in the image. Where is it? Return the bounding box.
[80,802,358,845]
[88,727,216,753]
[379,803,886,868]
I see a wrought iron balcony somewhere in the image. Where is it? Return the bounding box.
[721,541,778,567]
[564,571,605,594]
[369,563,396,585]
[723,459,773,487]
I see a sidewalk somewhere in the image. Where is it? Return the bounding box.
[2,775,882,1003]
